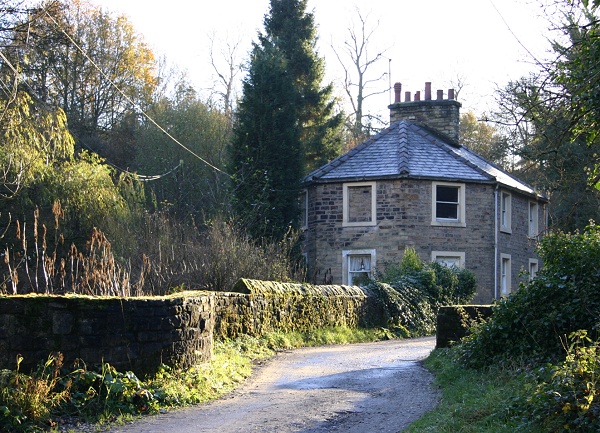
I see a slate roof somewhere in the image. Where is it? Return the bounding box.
[304,120,543,198]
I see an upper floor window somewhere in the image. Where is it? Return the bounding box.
[431,182,466,227]
[343,182,376,227]
[529,201,539,237]
[500,191,512,233]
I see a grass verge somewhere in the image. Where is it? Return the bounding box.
[404,348,545,433]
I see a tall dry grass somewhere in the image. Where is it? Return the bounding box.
[0,204,305,296]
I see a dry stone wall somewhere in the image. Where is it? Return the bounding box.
[0,293,214,376]
[0,280,388,375]
[214,279,383,339]
[436,305,493,348]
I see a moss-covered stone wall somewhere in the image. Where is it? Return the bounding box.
[436,305,493,348]
[0,280,391,375]
[213,279,381,339]
[0,292,214,376]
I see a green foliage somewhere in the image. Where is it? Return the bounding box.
[45,151,131,236]
[134,83,231,220]
[458,223,600,369]
[491,2,600,229]
[552,4,600,149]
[231,40,303,240]
[66,361,158,418]
[14,1,157,157]
[377,247,477,306]
[526,330,600,432]
[261,0,344,173]
[0,93,75,193]
[459,111,509,168]
[366,248,477,337]
[365,282,435,336]
[0,354,69,432]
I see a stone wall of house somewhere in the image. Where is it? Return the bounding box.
[304,179,542,304]
[347,184,373,223]
[496,189,544,295]
[0,293,214,376]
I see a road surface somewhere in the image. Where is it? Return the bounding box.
[108,337,438,433]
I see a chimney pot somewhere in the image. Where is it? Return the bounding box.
[425,82,432,101]
[394,83,402,103]
[389,79,461,144]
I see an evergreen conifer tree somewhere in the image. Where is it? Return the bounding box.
[262,0,344,173]
[231,0,342,240]
[230,43,302,240]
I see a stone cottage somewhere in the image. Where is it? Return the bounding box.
[301,82,548,303]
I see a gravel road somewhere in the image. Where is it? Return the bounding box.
[108,337,438,433]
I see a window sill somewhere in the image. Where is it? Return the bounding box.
[431,220,466,228]
[342,221,377,228]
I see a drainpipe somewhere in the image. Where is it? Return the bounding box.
[494,185,499,300]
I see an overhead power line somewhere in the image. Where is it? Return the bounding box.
[42,8,231,178]
[489,0,544,69]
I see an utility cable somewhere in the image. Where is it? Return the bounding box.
[489,0,545,71]
[0,47,183,182]
[42,8,231,178]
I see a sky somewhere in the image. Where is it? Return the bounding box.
[91,0,555,119]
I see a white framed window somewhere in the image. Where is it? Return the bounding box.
[342,249,376,285]
[299,189,308,230]
[500,253,512,296]
[431,182,466,227]
[529,201,539,238]
[500,191,512,233]
[343,182,377,227]
[431,251,465,268]
[529,258,539,280]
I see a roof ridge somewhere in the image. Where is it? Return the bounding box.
[397,121,410,175]
[408,123,494,181]
[459,146,544,198]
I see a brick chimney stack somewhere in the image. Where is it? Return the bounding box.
[388,81,461,145]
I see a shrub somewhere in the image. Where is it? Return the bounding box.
[376,247,477,306]
[526,330,600,432]
[0,354,70,432]
[458,223,600,368]
[366,248,477,336]
[364,281,434,336]
[135,214,306,293]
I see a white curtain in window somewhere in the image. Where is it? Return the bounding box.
[349,255,370,272]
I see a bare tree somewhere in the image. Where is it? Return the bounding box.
[449,73,468,101]
[208,31,243,130]
[332,8,390,141]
